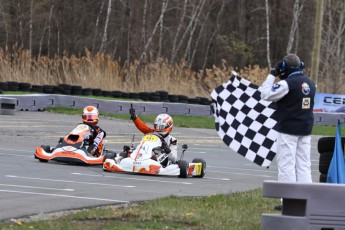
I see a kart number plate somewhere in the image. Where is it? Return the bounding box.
[142,135,158,142]
[194,163,202,175]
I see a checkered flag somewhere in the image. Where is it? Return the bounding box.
[210,72,277,167]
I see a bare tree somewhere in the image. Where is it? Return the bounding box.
[17,0,23,49]
[139,0,169,62]
[189,0,213,69]
[170,0,205,65]
[319,0,345,93]
[141,0,148,52]
[0,1,9,51]
[92,0,105,54]
[47,5,54,57]
[286,0,304,54]
[202,0,225,76]
[99,0,112,53]
[265,0,271,68]
[311,0,324,87]
[157,0,169,61]
[170,0,188,64]
[29,0,33,56]
[184,0,206,62]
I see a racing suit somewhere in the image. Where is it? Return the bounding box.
[132,117,178,163]
[260,71,315,183]
[83,124,106,157]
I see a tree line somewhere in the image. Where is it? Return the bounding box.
[0,0,344,94]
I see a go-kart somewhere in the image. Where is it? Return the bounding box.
[35,124,115,165]
[103,133,206,178]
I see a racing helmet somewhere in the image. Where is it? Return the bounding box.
[153,114,173,136]
[82,105,99,126]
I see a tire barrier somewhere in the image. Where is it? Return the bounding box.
[0,97,16,115]
[317,137,345,181]
[261,180,345,230]
[0,81,212,105]
[7,94,212,116]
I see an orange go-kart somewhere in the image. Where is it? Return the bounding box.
[35,124,115,165]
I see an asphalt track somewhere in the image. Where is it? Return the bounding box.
[0,111,321,221]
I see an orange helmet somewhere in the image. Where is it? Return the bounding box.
[82,106,99,126]
[153,114,173,136]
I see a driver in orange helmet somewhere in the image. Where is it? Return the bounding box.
[129,107,178,163]
[81,105,106,157]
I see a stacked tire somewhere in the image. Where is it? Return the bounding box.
[318,137,345,182]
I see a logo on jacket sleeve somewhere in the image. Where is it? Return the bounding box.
[271,84,281,92]
[301,83,310,95]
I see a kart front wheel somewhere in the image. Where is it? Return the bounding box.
[38,158,48,163]
[192,158,206,178]
[177,160,189,178]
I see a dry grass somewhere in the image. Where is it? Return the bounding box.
[0,48,270,98]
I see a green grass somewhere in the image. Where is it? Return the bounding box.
[0,189,279,230]
[46,107,216,129]
[46,107,340,135]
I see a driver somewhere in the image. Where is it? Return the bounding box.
[129,107,178,163]
[81,105,106,157]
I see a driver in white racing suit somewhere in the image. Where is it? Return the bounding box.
[129,107,178,163]
[81,105,106,157]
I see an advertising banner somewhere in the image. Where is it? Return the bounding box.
[314,92,345,113]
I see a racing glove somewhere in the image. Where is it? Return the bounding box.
[270,61,283,77]
[161,142,171,154]
[129,107,137,120]
[88,144,97,155]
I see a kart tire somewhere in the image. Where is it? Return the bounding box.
[177,160,189,178]
[319,173,327,183]
[103,151,116,162]
[38,158,49,163]
[317,137,345,154]
[192,158,206,178]
[319,151,333,174]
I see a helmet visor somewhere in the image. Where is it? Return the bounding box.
[83,114,98,121]
[154,124,166,131]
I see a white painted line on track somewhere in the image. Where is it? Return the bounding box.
[203,177,230,181]
[0,148,32,152]
[0,152,32,157]
[72,172,193,185]
[207,165,276,173]
[5,175,136,188]
[0,183,74,191]
[207,170,272,177]
[0,189,129,203]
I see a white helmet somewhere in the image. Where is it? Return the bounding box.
[82,105,99,126]
[153,114,173,136]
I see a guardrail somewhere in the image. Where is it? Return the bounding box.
[0,94,212,116]
[261,180,345,230]
[0,97,16,115]
[1,94,345,125]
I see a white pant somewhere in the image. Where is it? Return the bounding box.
[276,133,312,183]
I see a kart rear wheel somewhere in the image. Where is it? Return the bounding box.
[192,158,206,178]
[177,160,189,178]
